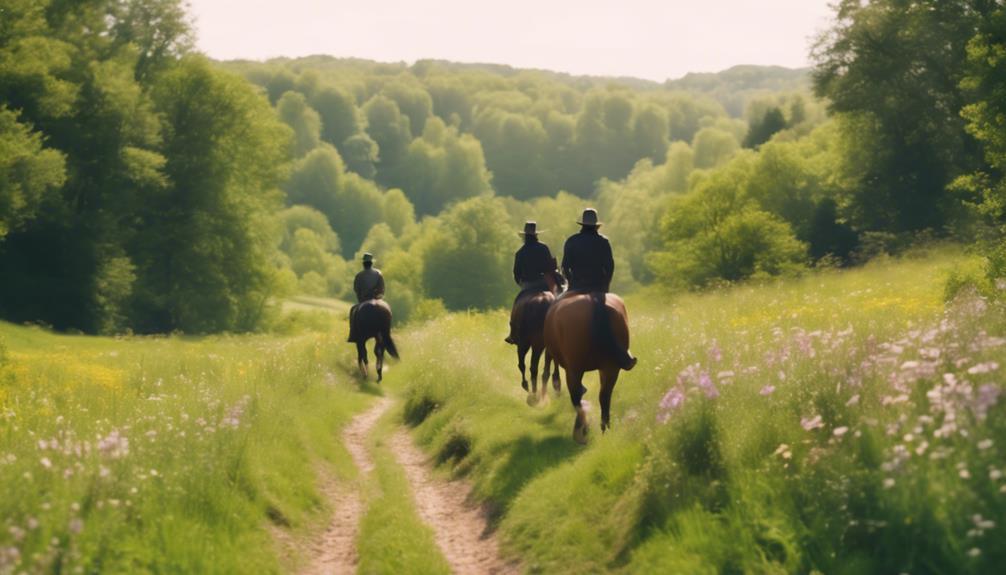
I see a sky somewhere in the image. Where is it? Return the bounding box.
[188,0,834,82]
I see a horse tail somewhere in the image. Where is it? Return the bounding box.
[381,326,399,359]
[590,293,635,371]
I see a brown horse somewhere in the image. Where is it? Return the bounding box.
[544,292,634,443]
[350,299,399,383]
[511,269,564,405]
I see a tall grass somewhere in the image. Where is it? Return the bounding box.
[389,249,1006,573]
[0,322,369,573]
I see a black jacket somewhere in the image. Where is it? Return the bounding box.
[562,228,613,291]
[353,267,385,302]
[513,240,554,285]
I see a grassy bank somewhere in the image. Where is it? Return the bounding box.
[0,321,369,573]
[389,249,1006,573]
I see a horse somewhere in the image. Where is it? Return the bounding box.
[349,299,399,383]
[544,291,635,444]
[511,268,564,405]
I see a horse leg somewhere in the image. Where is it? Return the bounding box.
[356,340,368,379]
[527,346,543,406]
[599,366,620,433]
[518,343,529,392]
[375,336,385,383]
[551,351,567,394]
[565,369,589,444]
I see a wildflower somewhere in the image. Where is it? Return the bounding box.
[708,340,722,363]
[39,457,52,469]
[773,444,792,459]
[801,415,823,431]
[968,362,1000,375]
[960,468,972,479]
[68,518,83,535]
[833,426,849,437]
[883,478,895,489]
[97,430,129,459]
[657,387,685,424]
[990,469,1003,481]
[978,439,994,451]
[846,394,860,406]
[760,385,776,396]
[968,548,982,558]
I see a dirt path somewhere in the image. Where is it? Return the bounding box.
[298,397,392,575]
[389,430,519,575]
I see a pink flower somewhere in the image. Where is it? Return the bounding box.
[801,415,823,431]
[760,385,776,396]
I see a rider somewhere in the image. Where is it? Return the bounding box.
[505,221,555,345]
[561,208,636,369]
[347,252,385,343]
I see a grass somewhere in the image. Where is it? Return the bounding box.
[0,318,372,573]
[386,247,1006,574]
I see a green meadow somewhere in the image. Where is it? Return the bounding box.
[3,248,1006,573]
[391,248,1006,574]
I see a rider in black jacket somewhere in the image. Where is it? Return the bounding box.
[505,221,554,345]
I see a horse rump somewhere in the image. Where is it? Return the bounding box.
[589,293,636,371]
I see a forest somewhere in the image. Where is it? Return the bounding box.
[5,1,1006,574]
[3,0,1002,335]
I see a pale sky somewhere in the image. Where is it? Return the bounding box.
[189,0,834,82]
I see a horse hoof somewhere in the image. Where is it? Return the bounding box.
[521,381,528,391]
[527,394,539,406]
[573,424,589,445]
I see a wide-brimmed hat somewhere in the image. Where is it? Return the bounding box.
[577,208,602,227]
[518,221,544,237]
[362,252,374,263]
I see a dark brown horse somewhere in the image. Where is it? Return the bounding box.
[544,292,634,443]
[511,269,564,405]
[350,299,398,383]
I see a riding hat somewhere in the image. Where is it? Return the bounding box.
[577,208,602,227]
[518,221,544,237]
[362,252,374,263]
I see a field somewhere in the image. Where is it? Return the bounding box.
[391,248,1006,574]
[3,249,1005,573]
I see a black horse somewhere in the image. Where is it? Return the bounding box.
[350,299,399,382]
[512,266,564,405]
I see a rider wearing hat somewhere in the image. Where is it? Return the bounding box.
[561,208,614,292]
[348,253,385,342]
[561,208,636,369]
[505,221,555,345]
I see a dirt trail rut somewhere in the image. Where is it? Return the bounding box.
[389,430,519,575]
[299,397,392,575]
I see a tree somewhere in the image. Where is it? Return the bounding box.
[277,91,322,157]
[812,0,985,232]
[310,86,359,149]
[0,108,65,239]
[743,107,786,149]
[133,57,290,333]
[649,158,806,288]
[692,127,739,169]
[382,80,433,137]
[956,3,1006,278]
[422,197,512,310]
[364,95,412,187]
[341,132,379,179]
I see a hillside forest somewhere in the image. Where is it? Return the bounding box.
[2,0,1006,334]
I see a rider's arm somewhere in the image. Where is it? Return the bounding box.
[376,273,386,298]
[561,241,573,281]
[603,240,615,284]
[513,253,521,285]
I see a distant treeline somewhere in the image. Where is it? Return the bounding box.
[2,0,1005,334]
